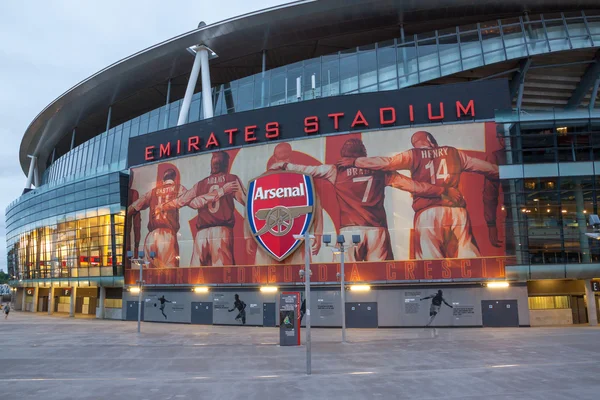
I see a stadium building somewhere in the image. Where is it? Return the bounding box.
[7,0,600,327]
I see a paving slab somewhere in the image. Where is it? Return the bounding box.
[1,312,599,400]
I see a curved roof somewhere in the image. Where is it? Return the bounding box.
[19,0,599,176]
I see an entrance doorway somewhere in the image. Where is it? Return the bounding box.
[571,295,588,324]
[481,300,519,327]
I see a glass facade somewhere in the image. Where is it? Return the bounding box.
[528,295,570,309]
[497,112,600,269]
[41,11,600,187]
[5,172,128,284]
[7,10,600,290]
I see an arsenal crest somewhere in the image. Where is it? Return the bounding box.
[246,172,315,261]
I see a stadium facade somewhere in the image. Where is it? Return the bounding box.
[7,0,600,327]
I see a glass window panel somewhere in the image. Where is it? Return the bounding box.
[97,136,107,169]
[358,49,377,93]
[80,145,89,175]
[397,42,417,79]
[270,69,287,106]
[168,102,180,127]
[339,53,358,94]
[377,43,397,91]
[236,77,254,111]
[138,113,150,136]
[130,117,140,138]
[438,34,460,64]
[119,126,130,163]
[255,70,271,107]
[111,128,123,165]
[417,38,439,80]
[285,64,303,103]
[104,133,114,165]
[321,55,340,98]
[213,85,225,117]
[90,139,100,171]
[189,98,201,122]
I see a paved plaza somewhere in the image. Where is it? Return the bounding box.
[1,312,599,399]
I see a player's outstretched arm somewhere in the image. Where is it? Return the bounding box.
[276,162,336,184]
[443,298,453,308]
[129,191,152,214]
[459,152,499,180]
[386,172,445,198]
[188,191,219,210]
[161,185,197,211]
[352,150,414,171]
[420,295,433,301]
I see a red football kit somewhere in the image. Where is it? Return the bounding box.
[163,172,246,267]
[283,163,446,261]
[355,146,499,259]
[129,180,186,268]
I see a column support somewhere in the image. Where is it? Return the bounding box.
[48,286,54,315]
[177,47,204,126]
[21,288,27,311]
[584,279,598,326]
[69,286,77,317]
[70,129,76,150]
[164,79,172,129]
[98,286,106,319]
[199,46,214,119]
[106,106,112,132]
[574,179,591,263]
[25,155,37,189]
[33,287,39,313]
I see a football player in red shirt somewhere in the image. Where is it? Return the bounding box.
[126,169,141,260]
[160,152,245,266]
[339,131,499,259]
[128,168,187,268]
[483,125,507,248]
[272,138,462,261]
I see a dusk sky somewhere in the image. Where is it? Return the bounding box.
[0,0,292,271]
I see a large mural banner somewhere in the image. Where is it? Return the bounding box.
[125,122,509,285]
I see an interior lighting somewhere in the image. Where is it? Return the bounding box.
[129,287,140,294]
[193,287,209,293]
[487,282,509,288]
[350,285,371,291]
[260,286,278,293]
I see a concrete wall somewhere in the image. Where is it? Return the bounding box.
[14,288,23,310]
[529,309,573,326]
[122,284,529,327]
[123,289,279,325]
[97,307,122,320]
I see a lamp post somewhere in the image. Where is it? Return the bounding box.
[293,231,314,375]
[323,234,360,344]
[127,250,154,333]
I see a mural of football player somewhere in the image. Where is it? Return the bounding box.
[250,142,324,264]
[126,169,142,259]
[272,138,462,261]
[340,131,499,259]
[420,290,453,327]
[128,167,186,268]
[483,125,507,248]
[161,152,246,266]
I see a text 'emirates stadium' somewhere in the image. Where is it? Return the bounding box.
[7,0,600,328]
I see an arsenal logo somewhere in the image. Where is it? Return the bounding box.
[247,172,315,261]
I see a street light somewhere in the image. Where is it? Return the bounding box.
[127,250,154,333]
[323,233,360,344]
[293,231,315,375]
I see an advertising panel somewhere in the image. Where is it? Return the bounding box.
[126,122,510,285]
